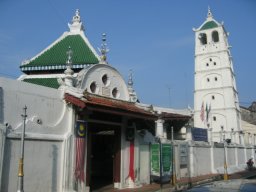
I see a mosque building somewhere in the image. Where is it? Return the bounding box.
[0,9,190,192]
[0,7,256,192]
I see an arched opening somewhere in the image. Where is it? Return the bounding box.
[212,31,219,42]
[90,81,98,93]
[199,33,207,45]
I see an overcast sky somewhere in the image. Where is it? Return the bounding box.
[0,0,255,108]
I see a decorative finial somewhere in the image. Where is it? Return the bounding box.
[73,9,81,23]
[207,6,213,19]
[66,46,73,68]
[99,33,109,64]
[127,69,138,102]
[128,69,133,86]
[64,46,74,86]
[68,9,84,33]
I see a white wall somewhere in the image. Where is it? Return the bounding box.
[191,145,211,176]
[0,77,70,136]
[0,77,74,192]
[2,139,63,192]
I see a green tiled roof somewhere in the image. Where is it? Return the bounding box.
[200,21,218,30]
[23,35,99,68]
[22,78,60,89]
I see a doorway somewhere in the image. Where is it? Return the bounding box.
[88,123,121,191]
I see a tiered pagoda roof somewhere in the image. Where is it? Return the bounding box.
[19,9,100,88]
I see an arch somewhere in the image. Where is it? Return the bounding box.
[211,113,227,133]
[200,56,221,71]
[212,31,219,42]
[199,33,207,45]
[203,92,225,109]
[76,64,130,101]
[202,73,222,89]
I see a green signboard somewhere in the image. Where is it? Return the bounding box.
[151,143,172,176]
[162,144,172,174]
[151,144,160,175]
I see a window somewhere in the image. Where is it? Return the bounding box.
[213,116,216,121]
[212,95,215,100]
[214,62,216,66]
[199,33,207,45]
[112,87,120,98]
[102,74,110,86]
[209,58,212,62]
[215,77,218,81]
[207,78,210,82]
[206,63,209,67]
[212,31,219,42]
[90,82,98,93]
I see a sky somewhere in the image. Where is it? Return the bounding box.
[0,0,255,109]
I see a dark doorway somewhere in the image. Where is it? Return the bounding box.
[88,123,120,191]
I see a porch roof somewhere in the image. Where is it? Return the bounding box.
[64,93,191,122]
[64,93,158,120]
[159,112,191,121]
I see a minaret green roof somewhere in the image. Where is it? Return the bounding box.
[200,20,218,30]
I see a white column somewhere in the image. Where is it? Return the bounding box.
[188,144,194,177]
[163,126,167,139]
[230,129,234,144]
[235,146,238,166]
[210,143,215,173]
[155,119,165,138]
[208,128,213,144]
[241,132,245,145]
[186,127,192,141]
[248,133,251,145]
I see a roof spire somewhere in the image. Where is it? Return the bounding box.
[128,69,138,102]
[66,46,73,67]
[128,69,134,87]
[99,33,109,64]
[207,6,213,20]
[64,46,74,86]
[68,9,84,33]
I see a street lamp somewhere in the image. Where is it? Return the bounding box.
[171,126,176,186]
[17,106,27,192]
[223,132,228,180]
[155,136,163,190]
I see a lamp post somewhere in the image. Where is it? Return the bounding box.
[159,137,163,190]
[171,126,176,186]
[223,132,228,180]
[17,106,27,192]
[207,123,212,144]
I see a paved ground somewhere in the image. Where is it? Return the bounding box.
[187,179,256,192]
[92,169,256,192]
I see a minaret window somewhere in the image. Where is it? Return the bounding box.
[213,116,216,121]
[199,33,207,45]
[207,78,210,82]
[212,31,219,42]
[215,77,218,81]
[212,95,215,100]
[214,62,216,66]
[206,63,209,67]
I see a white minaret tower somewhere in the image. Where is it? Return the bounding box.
[193,8,242,143]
